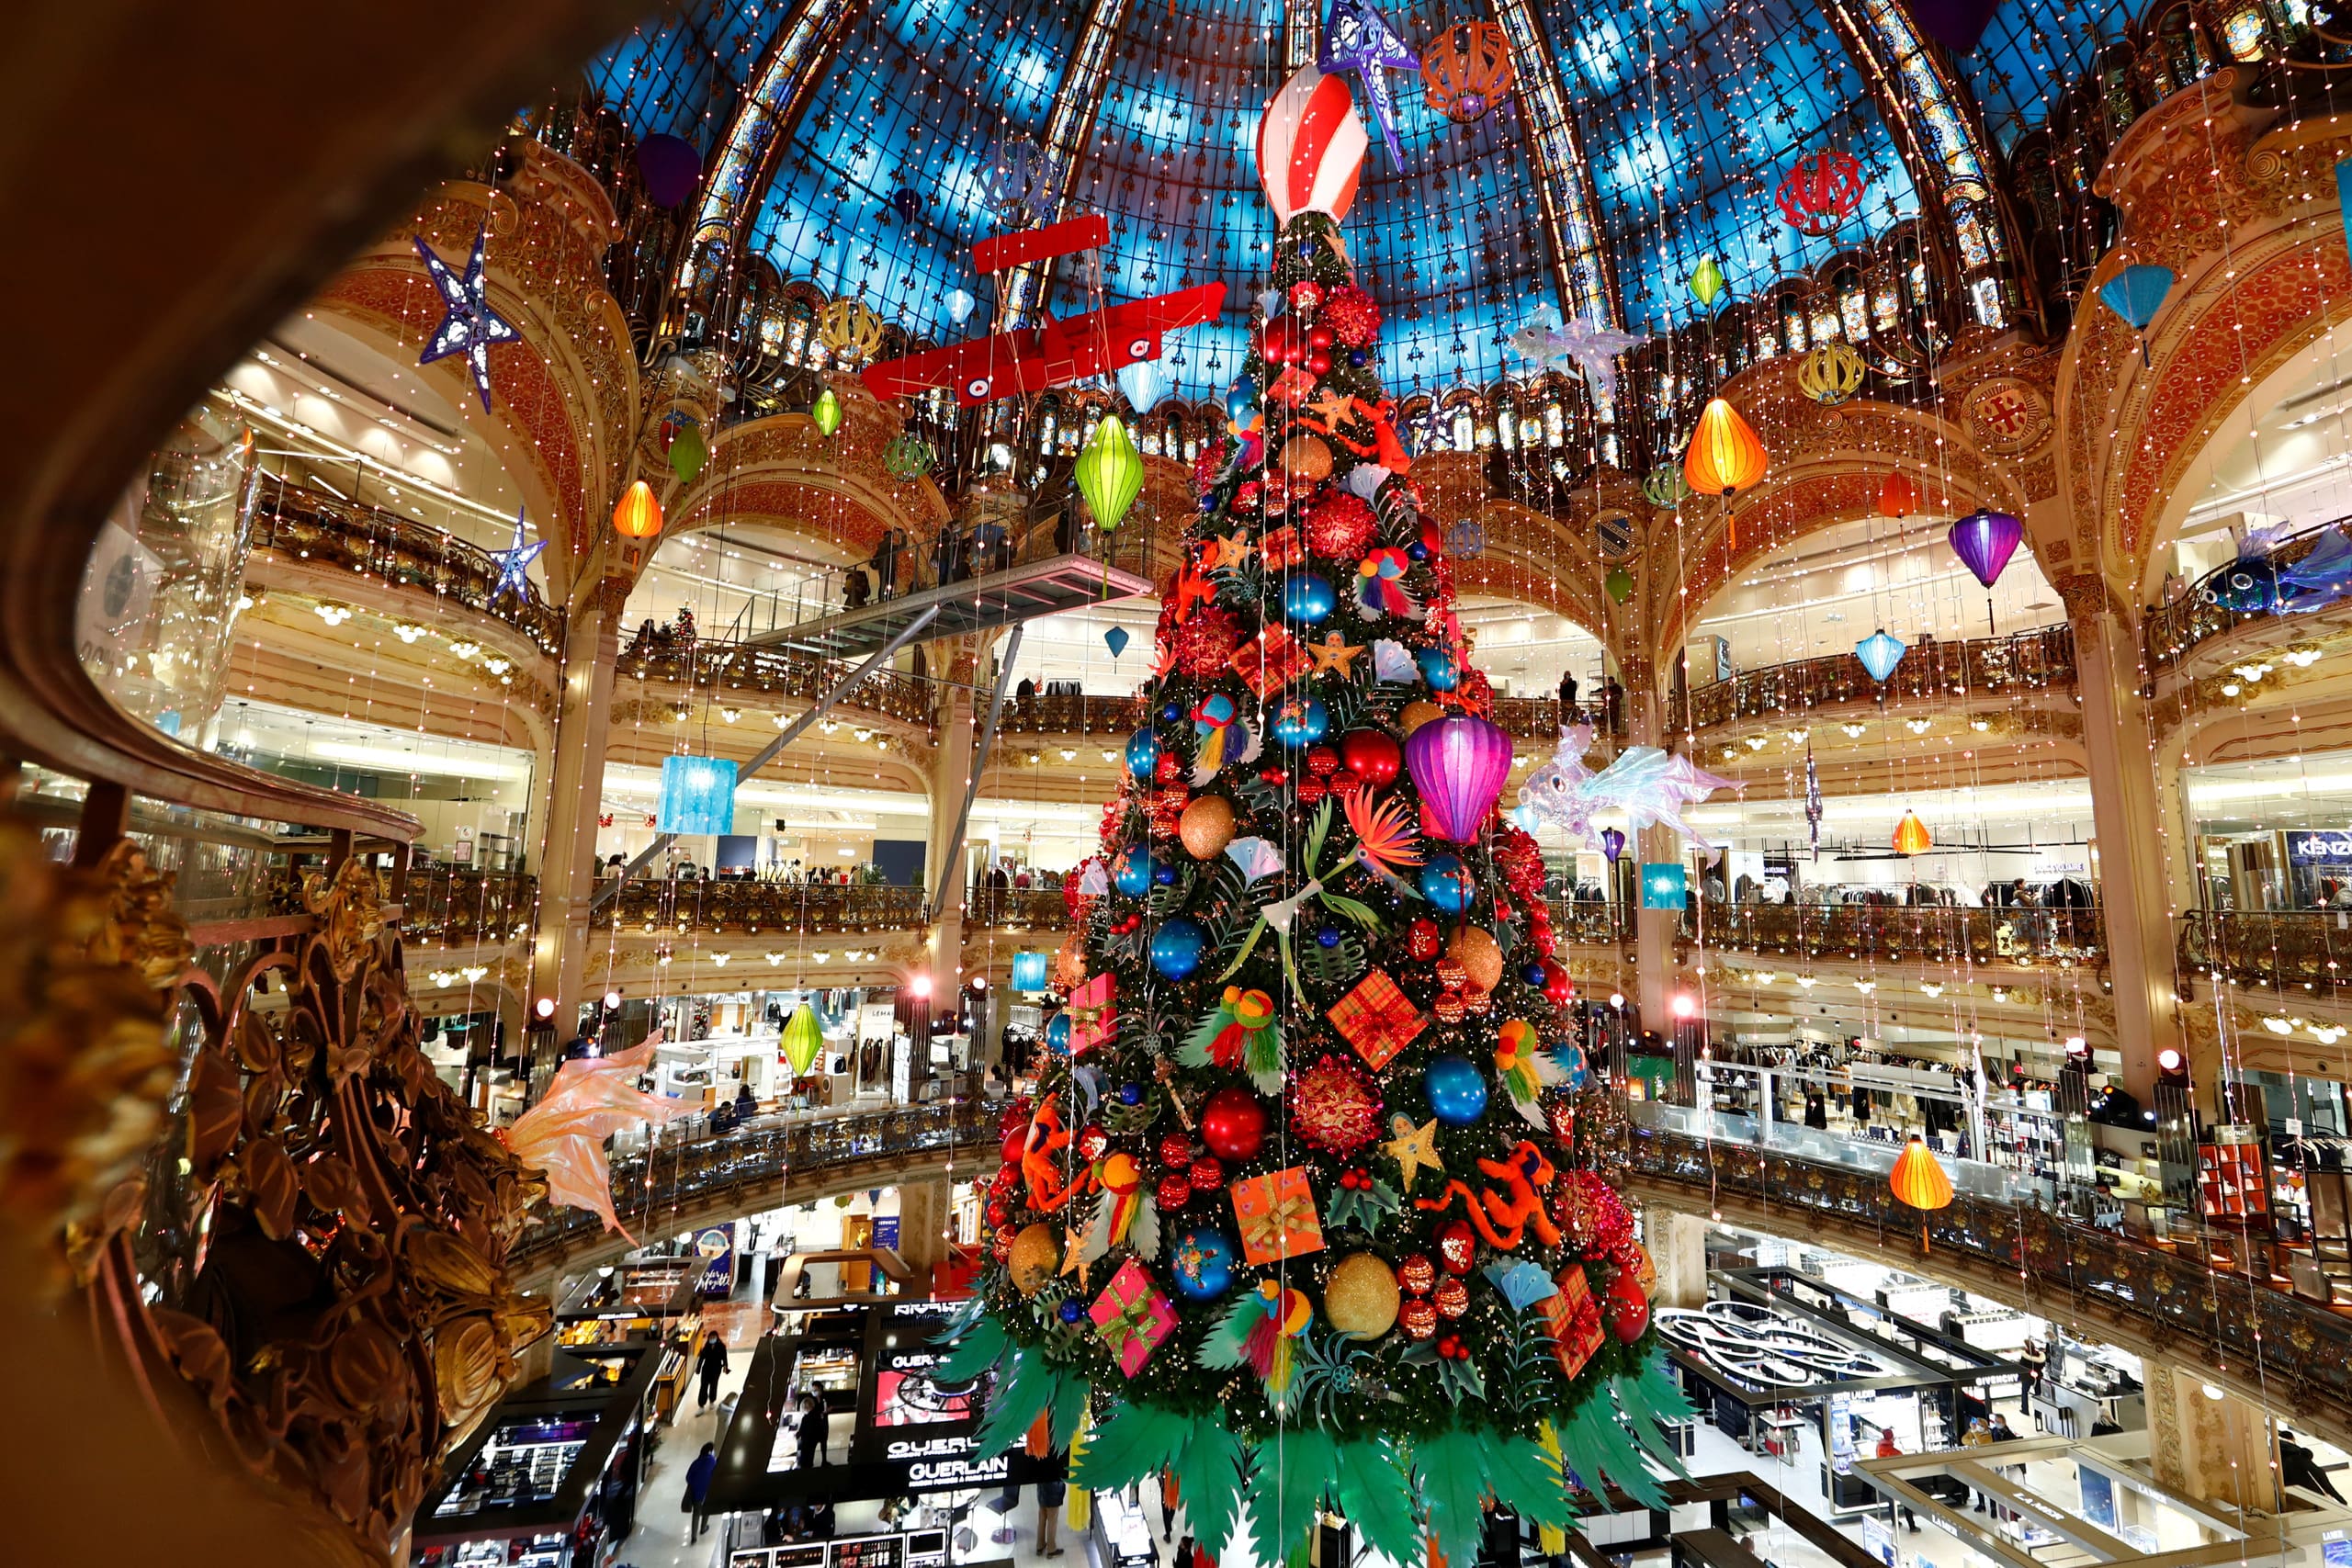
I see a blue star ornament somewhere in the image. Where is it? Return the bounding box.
[413,224,521,414]
[489,508,545,600]
[1320,0,1419,167]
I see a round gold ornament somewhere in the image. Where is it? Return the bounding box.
[1180,795,1236,860]
[1280,433,1334,482]
[1009,1223,1060,1296]
[1446,926,1504,992]
[1398,700,1444,736]
[1324,1252,1401,1339]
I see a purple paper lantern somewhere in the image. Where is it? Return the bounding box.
[1404,713,1514,843]
[1600,827,1626,863]
[1947,510,2023,591]
[636,133,704,209]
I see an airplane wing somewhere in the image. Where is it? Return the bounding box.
[862,282,1227,406]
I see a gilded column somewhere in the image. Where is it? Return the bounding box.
[2144,1357,2280,1511]
[1622,659,1679,1033]
[529,571,627,1036]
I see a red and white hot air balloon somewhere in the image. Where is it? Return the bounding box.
[1256,65,1368,226]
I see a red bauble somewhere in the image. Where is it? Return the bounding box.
[1306,350,1332,376]
[1399,1298,1438,1339]
[1077,1124,1110,1161]
[1547,1100,1577,1147]
[986,1198,1009,1228]
[1156,1173,1193,1211]
[1189,1156,1226,1191]
[1433,1277,1470,1318]
[1436,1218,1477,1275]
[1305,745,1341,778]
[1307,324,1336,351]
[1607,1269,1651,1342]
[1201,1087,1267,1161]
[1290,279,1325,313]
[1174,604,1244,677]
[1543,965,1574,1005]
[1159,1133,1195,1169]
[1193,437,1230,492]
[1397,1254,1437,1295]
[1303,490,1376,561]
[1288,1054,1383,1155]
[1338,728,1401,785]
[1322,286,1381,347]
[1406,917,1442,961]
[1153,752,1183,784]
[1001,1124,1027,1166]
[992,1225,1018,1259]
[1431,992,1467,1023]
[1296,777,1329,807]
[1261,315,1302,364]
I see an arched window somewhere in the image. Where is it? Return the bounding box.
[1493,389,1520,452]
[2221,3,2271,61]
[1450,400,1476,453]
[1835,267,1870,342]
[1779,295,1811,354]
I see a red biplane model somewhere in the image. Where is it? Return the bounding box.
[860,215,1227,407]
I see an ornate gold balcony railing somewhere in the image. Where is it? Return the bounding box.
[1682,624,2076,732]
[1689,900,2104,969]
[2143,515,2350,672]
[998,689,1621,744]
[617,631,936,729]
[590,876,931,934]
[2177,908,2352,998]
[250,473,565,655]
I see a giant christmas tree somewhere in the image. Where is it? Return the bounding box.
[938,65,1685,1567]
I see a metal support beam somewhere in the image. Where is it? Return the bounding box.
[590,604,941,912]
[926,625,1023,925]
[997,0,1134,325]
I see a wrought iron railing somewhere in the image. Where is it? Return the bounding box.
[250,473,565,654]
[2143,515,2350,671]
[1681,625,2076,732]
[1690,900,2104,967]
[2177,908,2352,997]
[401,870,539,946]
[618,632,936,728]
[591,877,929,933]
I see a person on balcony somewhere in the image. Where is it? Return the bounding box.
[842,567,871,611]
[1557,670,1578,709]
[871,529,903,600]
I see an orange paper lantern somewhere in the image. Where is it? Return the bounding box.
[1878,470,1918,519]
[1893,809,1932,856]
[1683,399,1769,497]
[1420,23,1517,124]
[613,479,665,540]
[1890,1137,1954,1211]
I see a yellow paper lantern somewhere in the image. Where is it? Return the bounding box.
[612,479,664,540]
[1683,397,1770,497]
[782,1003,825,1075]
[818,298,885,361]
[1892,809,1932,856]
[1797,341,1867,405]
[1890,1137,1954,1211]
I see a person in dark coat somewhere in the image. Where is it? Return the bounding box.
[685,1442,718,1542]
[871,530,901,600]
[695,1332,729,1409]
[796,1390,829,1469]
[1557,670,1579,708]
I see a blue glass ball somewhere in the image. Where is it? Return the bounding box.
[1272,695,1330,748]
[1423,1053,1489,1126]
[1046,1013,1072,1055]
[1170,1224,1238,1302]
[1154,863,1178,886]
[1283,573,1336,624]
[1419,852,1474,913]
[1317,925,1341,949]
[1057,1299,1084,1324]
[1126,728,1160,780]
[1113,843,1159,897]
[1408,541,1430,563]
[1349,350,1368,367]
[1199,492,1220,513]
[1118,1081,1144,1105]
[1556,1042,1589,1089]
[1150,917,1208,980]
[1522,962,1548,986]
[1416,647,1459,691]
[1227,375,1261,423]
[1162,702,1183,723]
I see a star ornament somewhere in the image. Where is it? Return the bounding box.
[413,224,522,414]
[489,507,546,601]
[1384,1112,1442,1193]
[1208,532,1256,571]
[1320,0,1419,167]
[1309,632,1364,677]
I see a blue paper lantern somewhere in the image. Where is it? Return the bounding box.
[658,754,738,835]
[1416,647,1459,690]
[1641,862,1688,910]
[1113,844,1159,897]
[1150,917,1207,979]
[1010,950,1049,993]
[1272,695,1330,747]
[2098,263,2174,364]
[1170,1224,1238,1301]
[947,288,977,325]
[1046,1013,1072,1055]
[1126,728,1161,779]
[1104,626,1130,658]
[1117,359,1170,413]
[1283,573,1337,624]
[1854,628,1907,682]
[1419,852,1475,913]
[1423,1054,1489,1126]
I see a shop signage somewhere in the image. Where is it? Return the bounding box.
[2288,830,2352,865]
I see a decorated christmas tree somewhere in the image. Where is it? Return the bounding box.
[938,64,1686,1567]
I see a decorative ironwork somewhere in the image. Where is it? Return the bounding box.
[1684,624,2076,731]
[1692,901,2103,968]
[618,633,936,728]
[2177,909,2352,997]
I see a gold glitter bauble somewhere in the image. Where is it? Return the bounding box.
[1179,795,1237,860]
[1009,1224,1060,1296]
[1324,1252,1401,1339]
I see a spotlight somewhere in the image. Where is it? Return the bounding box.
[1608,992,1625,1010]
[1670,993,1695,1020]
[602,988,621,1010]
[911,975,934,1000]
[2157,1047,2188,1082]
[533,997,556,1021]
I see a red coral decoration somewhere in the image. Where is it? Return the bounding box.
[1303,489,1376,560]
[1289,1053,1383,1154]
[1321,285,1382,348]
[1173,604,1244,677]
[1555,1169,1634,1256]
[1492,825,1545,899]
[1193,436,1231,493]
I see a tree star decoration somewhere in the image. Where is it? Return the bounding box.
[1508,304,1650,421]
[1514,724,1744,850]
[413,224,522,414]
[488,507,547,601]
[1384,1112,1442,1193]
[1319,0,1419,167]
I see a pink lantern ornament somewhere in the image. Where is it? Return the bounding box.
[1405,712,1514,842]
[1257,66,1367,226]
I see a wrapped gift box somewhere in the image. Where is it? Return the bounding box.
[1088,1257,1176,1376]
[1230,1166,1325,1266]
[1229,621,1311,698]
[1326,969,1426,1069]
[1539,1266,1606,1377]
[1068,972,1117,1055]
[1258,523,1304,573]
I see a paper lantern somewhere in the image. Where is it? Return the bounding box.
[1893,810,1933,857]
[1077,415,1145,532]
[635,132,703,209]
[1605,565,1634,604]
[1796,342,1866,406]
[2098,264,2174,366]
[1878,471,1918,519]
[812,388,843,437]
[883,433,934,479]
[1890,1137,1953,1211]
[1117,359,1170,413]
[658,754,737,835]
[1689,256,1726,309]
[1775,149,1866,236]
[1404,712,1514,842]
[1257,66,1366,226]
[1948,510,2023,590]
[1010,951,1050,993]
[668,422,707,484]
[819,298,885,360]
[1419,23,1515,124]
[1855,628,1907,682]
[612,479,664,540]
[947,288,977,325]
[1640,862,1687,910]
[1683,398,1769,497]
[1600,827,1626,863]
[1104,626,1130,658]
[782,1004,826,1075]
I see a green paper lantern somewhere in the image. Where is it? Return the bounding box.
[1690,256,1726,309]
[1606,565,1635,604]
[1641,465,1690,509]
[782,1003,825,1076]
[668,421,707,484]
[812,387,844,438]
[1076,414,1144,533]
[884,432,933,479]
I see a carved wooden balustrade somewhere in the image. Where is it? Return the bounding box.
[1682,625,2076,731]
[2144,515,2352,671]
[2177,908,2352,998]
[618,632,937,729]
[251,473,566,655]
[1689,900,2105,968]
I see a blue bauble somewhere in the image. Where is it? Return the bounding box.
[1423,1054,1489,1126]
[1199,492,1220,513]
[1113,843,1159,897]
[1522,961,1548,986]
[1272,695,1330,748]
[1416,647,1459,691]
[1283,573,1337,624]
[1126,728,1160,780]
[1556,1042,1589,1089]
[1408,541,1430,563]
[1227,375,1261,423]
[1118,1081,1144,1105]
[1419,852,1475,913]
[1162,702,1183,723]
[1150,917,1208,979]
[1057,1299,1084,1324]
[1349,350,1369,367]
[1046,1013,1072,1055]
[1153,863,1178,886]
[1317,925,1341,949]
[1170,1224,1238,1301]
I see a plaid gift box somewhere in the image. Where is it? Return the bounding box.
[1258,523,1304,572]
[1326,969,1426,1070]
[1267,366,1320,406]
[1230,1166,1325,1266]
[1088,1257,1176,1376]
[1538,1267,1606,1378]
[1067,972,1117,1055]
[1229,622,1312,698]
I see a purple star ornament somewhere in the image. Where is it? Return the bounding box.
[413,224,522,414]
[1319,0,1419,167]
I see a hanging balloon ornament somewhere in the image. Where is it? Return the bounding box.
[946,288,978,326]
[890,186,923,222]
[1258,64,1370,227]
[1776,149,1868,236]
[1683,398,1769,549]
[811,387,844,439]
[1077,414,1145,532]
[1605,565,1635,605]
[818,298,885,364]
[1404,713,1515,842]
[1855,628,1908,683]
[2098,262,2175,367]
[1877,470,1919,520]
[1796,341,1867,407]
[634,133,703,209]
[1893,810,1933,857]
[612,479,665,542]
[1642,464,1691,510]
[1444,517,1486,559]
[1947,510,2025,633]
[782,1004,826,1076]
[1117,358,1171,413]
[1689,256,1727,310]
[883,432,934,481]
[666,419,707,485]
[1419,22,1515,124]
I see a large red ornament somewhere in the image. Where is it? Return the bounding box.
[1543,964,1575,1005]
[1775,149,1867,236]
[1304,489,1376,560]
[1399,1298,1438,1339]
[1174,604,1244,677]
[1607,1268,1651,1342]
[1288,1054,1383,1154]
[1340,728,1402,785]
[1397,1254,1436,1295]
[1261,315,1304,365]
[1406,917,1442,962]
[1436,1218,1477,1275]
[1434,1277,1470,1319]
[1201,1087,1268,1161]
[1157,1172,1193,1211]
[1320,285,1382,347]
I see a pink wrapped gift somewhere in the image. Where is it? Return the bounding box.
[1068,972,1117,1055]
[1088,1258,1176,1376]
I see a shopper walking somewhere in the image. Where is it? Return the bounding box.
[795,1390,829,1469]
[685,1442,718,1542]
[1035,1474,1067,1558]
[695,1331,729,1410]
